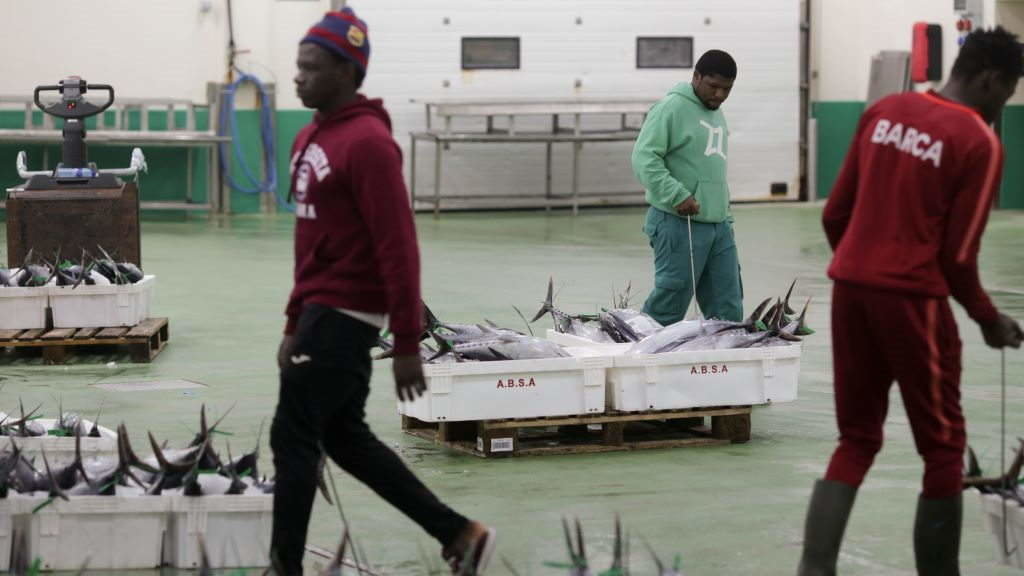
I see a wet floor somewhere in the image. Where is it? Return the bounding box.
[1,203,1023,575]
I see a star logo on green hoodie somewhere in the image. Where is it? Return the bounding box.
[700,120,727,159]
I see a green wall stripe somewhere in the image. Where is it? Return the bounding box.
[999,106,1024,210]
[813,101,1024,209]
[274,110,315,206]
[812,101,864,200]
[225,109,262,214]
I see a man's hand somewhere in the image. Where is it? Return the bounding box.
[393,354,427,402]
[981,313,1024,349]
[675,196,700,216]
[277,335,295,370]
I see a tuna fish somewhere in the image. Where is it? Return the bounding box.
[598,308,663,343]
[629,298,772,355]
[430,326,570,362]
[530,278,608,341]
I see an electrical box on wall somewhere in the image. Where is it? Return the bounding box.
[954,0,984,45]
[954,0,984,18]
[912,23,943,83]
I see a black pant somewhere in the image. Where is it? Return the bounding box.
[269,304,468,575]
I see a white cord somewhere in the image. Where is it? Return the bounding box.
[687,215,703,322]
[1001,348,1016,557]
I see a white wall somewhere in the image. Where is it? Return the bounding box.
[810,0,1019,103]
[0,0,327,103]
[358,0,800,202]
[1,0,228,102]
[0,0,801,202]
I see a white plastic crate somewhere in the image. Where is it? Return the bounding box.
[0,494,43,572]
[49,275,155,328]
[398,356,611,422]
[24,495,168,570]
[14,419,117,466]
[0,286,48,330]
[0,498,8,573]
[607,345,802,412]
[164,494,273,569]
[979,491,1024,569]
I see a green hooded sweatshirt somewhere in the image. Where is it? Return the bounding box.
[631,82,731,223]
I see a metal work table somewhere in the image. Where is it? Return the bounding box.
[409,98,657,216]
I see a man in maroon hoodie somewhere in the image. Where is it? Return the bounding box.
[269,9,495,574]
[797,28,1023,576]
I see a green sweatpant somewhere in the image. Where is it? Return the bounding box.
[642,207,743,325]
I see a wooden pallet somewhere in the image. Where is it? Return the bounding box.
[402,405,752,457]
[0,317,169,364]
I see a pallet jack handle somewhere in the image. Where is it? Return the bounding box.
[33,78,115,120]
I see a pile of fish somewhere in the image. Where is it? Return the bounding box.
[535,278,815,353]
[0,405,272,499]
[0,399,105,438]
[0,246,144,288]
[627,296,810,354]
[532,279,663,344]
[373,279,817,365]
[376,304,571,364]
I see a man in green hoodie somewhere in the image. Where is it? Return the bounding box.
[632,50,742,325]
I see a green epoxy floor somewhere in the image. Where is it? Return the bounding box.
[2,203,1024,575]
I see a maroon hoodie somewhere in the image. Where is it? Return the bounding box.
[823,91,999,326]
[285,96,422,355]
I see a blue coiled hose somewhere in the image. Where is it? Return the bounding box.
[218,72,293,211]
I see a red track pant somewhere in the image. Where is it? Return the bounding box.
[825,282,966,498]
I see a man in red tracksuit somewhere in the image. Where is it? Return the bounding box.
[798,28,1024,576]
[269,8,495,575]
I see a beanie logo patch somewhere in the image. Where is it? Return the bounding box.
[347,26,366,48]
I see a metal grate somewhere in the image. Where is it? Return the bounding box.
[637,37,694,69]
[462,37,521,70]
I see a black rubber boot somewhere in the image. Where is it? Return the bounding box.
[913,493,962,576]
[797,479,858,576]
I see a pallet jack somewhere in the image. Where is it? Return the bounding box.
[6,77,147,266]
